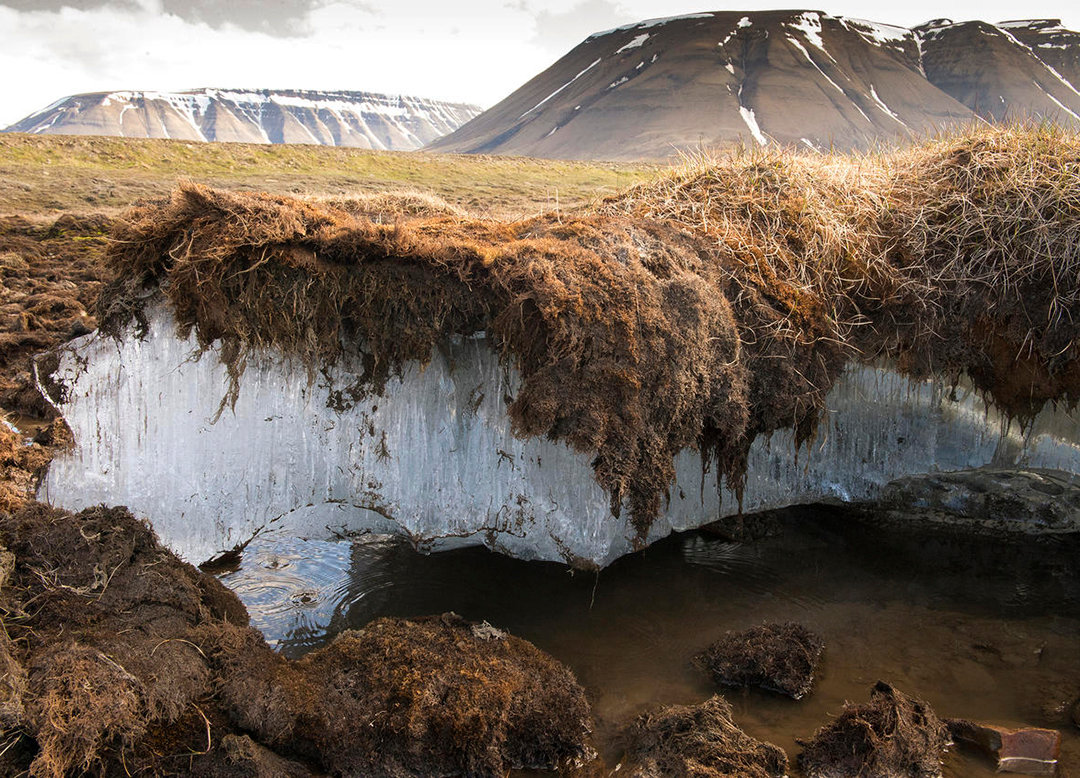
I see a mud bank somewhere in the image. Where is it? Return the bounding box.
[38,126,1080,563]
[0,502,593,777]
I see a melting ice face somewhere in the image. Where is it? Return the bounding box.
[39,302,1080,567]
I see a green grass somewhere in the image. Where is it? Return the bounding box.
[0,133,656,219]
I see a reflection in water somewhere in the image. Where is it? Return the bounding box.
[219,508,1080,776]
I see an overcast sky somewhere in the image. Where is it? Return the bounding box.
[2,0,1080,127]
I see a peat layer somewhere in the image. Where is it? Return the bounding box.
[96,125,1080,540]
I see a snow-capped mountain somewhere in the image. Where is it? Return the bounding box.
[429,13,1080,159]
[3,88,482,150]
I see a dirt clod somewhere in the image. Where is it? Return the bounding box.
[1,502,593,776]
[698,621,824,699]
[191,734,316,778]
[798,681,950,778]
[623,695,788,777]
[208,611,594,777]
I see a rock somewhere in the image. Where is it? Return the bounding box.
[798,681,950,778]
[624,695,788,778]
[947,720,1061,775]
[863,468,1080,536]
[697,622,824,699]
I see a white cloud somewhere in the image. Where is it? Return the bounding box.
[2,0,1080,128]
[0,1,555,125]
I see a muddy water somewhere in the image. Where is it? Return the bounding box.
[218,508,1080,776]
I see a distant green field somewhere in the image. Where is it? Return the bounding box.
[0,133,656,219]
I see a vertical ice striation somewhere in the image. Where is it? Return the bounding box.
[39,302,1080,566]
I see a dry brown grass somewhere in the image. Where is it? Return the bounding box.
[624,695,788,777]
[96,124,1080,540]
[797,682,950,778]
[206,613,594,776]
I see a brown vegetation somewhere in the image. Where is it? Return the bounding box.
[206,613,594,776]
[0,421,53,513]
[94,125,1080,539]
[697,622,824,699]
[0,502,593,777]
[0,214,109,419]
[623,695,788,777]
[797,681,950,778]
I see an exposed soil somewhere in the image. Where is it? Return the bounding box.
[0,214,109,419]
[0,502,594,777]
[622,695,788,777]
[797,681,950,778]
[697,622,824,699]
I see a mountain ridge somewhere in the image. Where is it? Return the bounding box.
[3,88,482,151]
[428,12,1080,159]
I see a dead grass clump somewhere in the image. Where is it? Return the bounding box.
[0,214,108,419]
[314,189,467,223]
[697,622,824,699]
[95,125,1080,538]
[0,420,52,512]
[207,612,594,777]
[624,695,788,777]
[99,183,747,538]
[0,502,252,777]
[610,123,1080,436]
[24,643,146,777]
[797,681,950,778]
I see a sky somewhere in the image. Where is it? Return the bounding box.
[2,0,1080,127]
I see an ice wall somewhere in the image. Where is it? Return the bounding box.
[39,302,1080,566]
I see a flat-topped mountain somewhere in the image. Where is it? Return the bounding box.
[429,12,1080,159]
[3,89,482,151]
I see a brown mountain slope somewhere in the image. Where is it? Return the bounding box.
[917,19,1080,124]
[429,12,1080,160]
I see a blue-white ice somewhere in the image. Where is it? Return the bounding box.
[39,301,1080,566]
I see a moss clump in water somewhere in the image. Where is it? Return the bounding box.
[624,695,788,777]
[797,681,950,778]
[697,621,824,699]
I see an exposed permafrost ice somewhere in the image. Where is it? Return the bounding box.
[40,303,1080,566]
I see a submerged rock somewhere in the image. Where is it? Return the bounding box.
[697,622,824,699]
[798,681,949,778]
[947,719,1062,775]
[623,695,788,778]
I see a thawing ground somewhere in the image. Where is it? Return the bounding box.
[220,507,1080,776]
